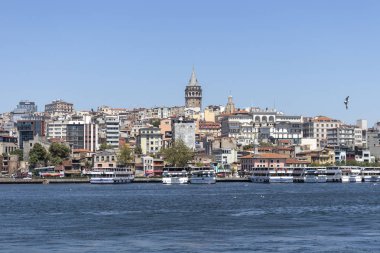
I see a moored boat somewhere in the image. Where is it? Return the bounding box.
[162,167,189,184]
[90,167,134,184]
[250,167,293,183]
[325,166,342,182]
[189,167,216,184]
[361,167,380,182]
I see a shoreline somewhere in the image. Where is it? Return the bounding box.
[0,177,250,184]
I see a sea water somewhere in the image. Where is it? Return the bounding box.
[0,183,379,252]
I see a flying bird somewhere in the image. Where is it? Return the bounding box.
[344,96,349,110]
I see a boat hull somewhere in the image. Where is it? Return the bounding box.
[189,177,216,184]
[90,178,133,184]
[363,176,379,183]
[269,176,293,183]
[304,176,327,183]
[250,176,269,183]
[349,176,362,183]
[162,177,188,184]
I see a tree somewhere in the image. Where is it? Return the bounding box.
[243,144,254,150]
[150,119,161,128]
[118,144,132,166]
[49,143,70,159]
[259,141,273,147]
[48,143,71,166]
[10,149,24,161]
[161,140,193,167]
[134,146,142,155]
[99,143,112,150]
[29,143,49,168]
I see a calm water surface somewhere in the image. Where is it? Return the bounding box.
[0,183,379,253]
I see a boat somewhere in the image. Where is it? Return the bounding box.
[304,168,318,183]
[250,167,270,183]
[90,167,134,184]
[162,167,189,184]
[303,167,327,183]
[250,167,293,183]
[325,166,342,182]
[292,167,306,183]
[189,168,216,184]
[340,166,361,183]
[349,168,362,183]
[361,167,380,182]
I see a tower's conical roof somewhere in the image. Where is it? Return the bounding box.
[188,68,199,86]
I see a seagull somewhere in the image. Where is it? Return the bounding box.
[344,96,349,110]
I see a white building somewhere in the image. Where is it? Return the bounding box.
[47,120,68,139]
[327,125,355,148]
[213,148,238,166]
[105,116,120,148]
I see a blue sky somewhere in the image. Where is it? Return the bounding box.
[1,0,379,125]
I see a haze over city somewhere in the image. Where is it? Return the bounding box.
[1,0,380,125]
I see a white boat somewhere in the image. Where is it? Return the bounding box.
[304,169,318,183]
[349,168,363,183]
[251,167,293,183]
[303,167,327,183]
[339,166,362,183]
[90,167,134,184]
[189,168,216,184]
[361,167,380,182]
[162,168,189,184]
[325,166,342,182]
[292,167,306,183]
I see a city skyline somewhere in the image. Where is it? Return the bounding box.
[1,1,380,125]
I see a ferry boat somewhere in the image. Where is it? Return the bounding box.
[292,167,306,183]
[304,167,327,183]
[340,166,361,183]
[251,167,293,183]
[189,168,216,184]
[361,167,380,182]
[349,168,363,183]
[90,167,134,184]
[162,167,189,184]
[325,166,342,182]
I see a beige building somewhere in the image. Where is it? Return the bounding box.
[45,100,74,115]
[137,127,163,155]
[303,116,342,148]
[0,135,18,154]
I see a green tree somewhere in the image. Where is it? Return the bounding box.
[118,144,132,166]
[48,143,71,166]
[10,149,24,161]
[29,143,49,168]
[161,140,193,167]
[243,144,254,150]
[134,146,142,155]
[150,118,161,128]
[99,143,112,150]
[258,141,273,147]
[49,143,70,159]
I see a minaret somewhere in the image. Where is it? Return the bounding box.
[185,68,202,109]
